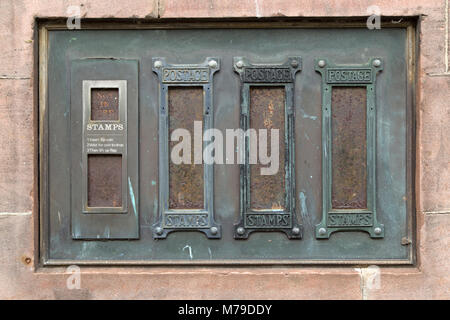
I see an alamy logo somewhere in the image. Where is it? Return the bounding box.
[66,265,81,290]
[171,121,280,175]
[66,6,81,30]
[365,265,381,290]
[366,5,381,30]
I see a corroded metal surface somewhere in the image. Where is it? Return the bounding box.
[87,154,122,207]
[45,29,411,262]
[168,87,204,209]
[233,57,302,240]
[331,86,367,209]
[249,86,285,210]
[315,58,384,239]
[91,88,119,121]
[152,58,221,239]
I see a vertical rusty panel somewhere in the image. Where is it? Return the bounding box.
[331,87,367,209]
[249,86,285,210]
[88,154,122,207]
[91,88,119,121]
[168,87,204,209]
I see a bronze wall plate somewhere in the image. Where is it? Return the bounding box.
[41,23,414,264]
[70,59,139,240]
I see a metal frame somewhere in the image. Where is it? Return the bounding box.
[69,59,140,240]
[37,20,416,266]
[315,58,385,239]
[82,80,128,214]
[151,57,222,239]
[233,57,302,239]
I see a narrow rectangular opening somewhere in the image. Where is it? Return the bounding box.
[91,88,119,121]
[168,87,204,209]
[331,86,367,209]
[87,154,122,207]
[249,86,286,210]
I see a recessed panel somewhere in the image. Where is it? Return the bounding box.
[168,87,204,209]
[249,86,286,210]
[331,86,367,209]
[69,61,139,240]
[88,154,122,207]
[91,88,119,121]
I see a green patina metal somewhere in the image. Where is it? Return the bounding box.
[315,58,385,239]
[71,59,139,239]
[233,57,302,239]
[152,57,222,239]
[42,24,413,264]
[82,80,128,214]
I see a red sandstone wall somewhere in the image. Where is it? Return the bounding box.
[0,0,448,299]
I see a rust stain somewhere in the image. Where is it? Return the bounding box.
[331,87,367,209]
[88,155,122,207]
[249,86,285,210]
[21,255,32,265]
[168,87,204,209]
[91,88,119,121]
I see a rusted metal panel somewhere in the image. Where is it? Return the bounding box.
[168,87,204,209]
[249,86,286,210]
[331,86,367,209]
[88,154,122,207]
[90,88,119,121]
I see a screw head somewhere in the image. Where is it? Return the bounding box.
[154,60,162,68]
[292,227,300,235]
[155,227,163,235]
[236,227,245,235]
[318,227,327,236]
[208,60,217,68]
[235,60,244,68]
[210,226,218,235]
[401,237,411,245]
[291,60,299,68]
[318,60,326,68]
[373,59,381,67]
[374,227,382,235]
